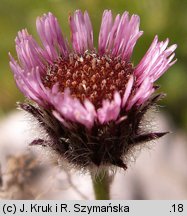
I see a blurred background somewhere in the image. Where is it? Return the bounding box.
[0,0,187,199]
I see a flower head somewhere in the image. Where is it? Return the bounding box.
[10,10,177,170]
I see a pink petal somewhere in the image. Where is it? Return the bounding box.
[134,36,177,85]
[36,12,69,61]
[15,29,45,73]
[10,55,49,107]
[98,10,113,55]
[51,89,96,129]
[97,92,121,124]
[126,77,153,110]
[69,10,94,54]
[99,10,143,60]
[122,75,134,107]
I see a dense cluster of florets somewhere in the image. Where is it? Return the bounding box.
[10,10,176,170]
[43,53,134,109]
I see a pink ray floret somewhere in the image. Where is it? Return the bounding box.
[69,10,94,54]
[50,88,96,129]
[98,10,143,60]
[36,12,69,61]
[97,92,121,124]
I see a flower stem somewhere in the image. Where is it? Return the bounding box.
[91,169,110,200]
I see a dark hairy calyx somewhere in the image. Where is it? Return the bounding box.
[19,93,167,170]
